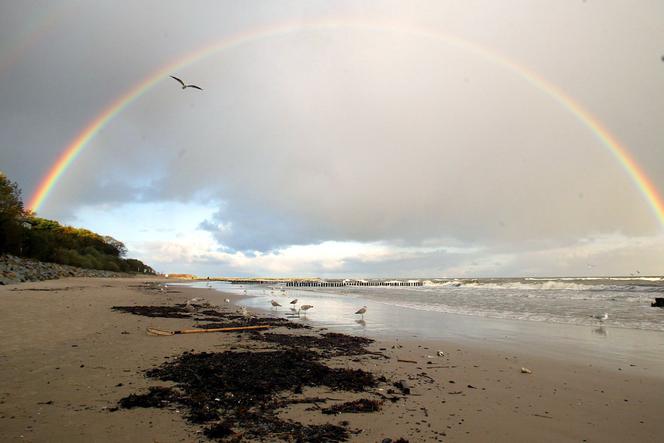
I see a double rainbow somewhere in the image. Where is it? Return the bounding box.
[26,20,664,229]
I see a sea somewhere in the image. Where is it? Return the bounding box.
[182,277,664,366]
[193,277,664,332]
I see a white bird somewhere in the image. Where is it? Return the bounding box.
[591,312,608,322]
[290,299,298,305]
[270,300,282,309]
[355,306,367,319]
[170,75,203,90]
[299,304,314,315]
[224,298,231,303]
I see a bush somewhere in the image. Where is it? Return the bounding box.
[0,171,156,274]
[0,172,24,254]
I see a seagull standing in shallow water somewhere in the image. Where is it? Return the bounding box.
[355,306,367,319]
[270,300,282,310]
[170,75,203,90]
[591,312,608,322]
[299,304,313,316]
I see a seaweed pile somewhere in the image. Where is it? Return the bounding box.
[194,310,307,330]
[120,348,385,441]
[253,332,377,358]
[321,399,382,415]
[115,299,396,440]
[111,304,307,329]
[111,305,192,318]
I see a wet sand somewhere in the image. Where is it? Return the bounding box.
[1,277,663,442]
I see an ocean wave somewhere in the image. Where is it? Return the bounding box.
[380,300,664,332]
[422,279,664,292]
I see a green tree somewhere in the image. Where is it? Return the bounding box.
[0,172,25,254]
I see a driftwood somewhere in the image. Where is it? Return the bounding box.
[396,359,418,364]
[147,325,271,336]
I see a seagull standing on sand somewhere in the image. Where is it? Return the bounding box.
[355,306,367,319]
[270,300,282,310]
[170,75,203,90]
[224,298,231,304]
[185,300,196,312]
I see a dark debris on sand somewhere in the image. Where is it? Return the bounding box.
[321,398,382,415]
[195,317,307,330]
[120,348,385,441]
[252,332,376,357]
[115,299,392,441]
[118,386,178,409]
[111,304,308,329]
[111,305,192,318]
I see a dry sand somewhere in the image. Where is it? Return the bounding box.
[1,277,662,442]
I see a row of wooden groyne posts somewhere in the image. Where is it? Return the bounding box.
[222,279,424,287]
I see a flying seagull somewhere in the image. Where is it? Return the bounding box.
[290,299,298,305]
[355,306,367,319]
[170,75,203,90]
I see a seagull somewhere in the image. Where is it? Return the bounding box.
[591,312,608,322]
[270,300,282,309]
[299,304,313,316]
[224,298,231,303]
[290,299,298,305]
[184,300,196,312]
[170,75,203,90]
[355,306,367,319]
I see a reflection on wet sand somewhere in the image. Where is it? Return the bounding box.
[592,326,608,337]
[355,319,366,327]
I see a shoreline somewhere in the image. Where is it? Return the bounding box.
[194,282,664,373]
[1,277,663,441]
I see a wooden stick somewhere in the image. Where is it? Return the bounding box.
[147,325,271,336]
[397,359,418,364]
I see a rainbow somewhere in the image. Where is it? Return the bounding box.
[0,2,74,77]
[27,20,664,229]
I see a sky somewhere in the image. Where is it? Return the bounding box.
[1,0,663,277]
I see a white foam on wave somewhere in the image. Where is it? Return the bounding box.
[423,279,664,292]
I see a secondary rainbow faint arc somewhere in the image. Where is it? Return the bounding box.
[27,20,664,229]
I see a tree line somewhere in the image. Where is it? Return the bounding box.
[0,172,155,274]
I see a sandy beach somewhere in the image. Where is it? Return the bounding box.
[1,277,663,442]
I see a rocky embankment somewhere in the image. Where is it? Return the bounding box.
[0,254,130,285]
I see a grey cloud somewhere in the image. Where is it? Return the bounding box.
[2,1,664,274]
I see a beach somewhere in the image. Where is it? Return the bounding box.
[1,277,663,442]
